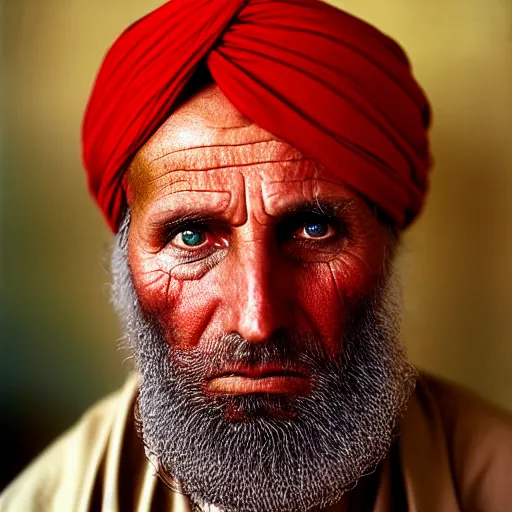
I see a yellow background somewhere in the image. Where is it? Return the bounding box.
[1,0,511,488]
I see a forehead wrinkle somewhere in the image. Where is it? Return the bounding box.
[261,178,320,203]
[152,188,232,205]
[143,189,233,223]
[151,140,302,172]
[240,171,268,229]
[150,139,284,163]
[203,119,254,130]
[138,166,248,227]
[145,107,277,160]
[158,159,306,174]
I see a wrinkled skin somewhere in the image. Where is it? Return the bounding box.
[127,84,391,389]
[121,84,408,511]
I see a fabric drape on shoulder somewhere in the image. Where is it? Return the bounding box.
[3,374,512,511]
[400,376,512,512]
[0,379,191,512]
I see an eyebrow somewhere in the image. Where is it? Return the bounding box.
[281,199,355,218]
[145,198,356,238]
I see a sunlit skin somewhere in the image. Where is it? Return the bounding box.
[126,84,391,398]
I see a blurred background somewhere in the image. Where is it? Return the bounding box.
[1,0,511,491]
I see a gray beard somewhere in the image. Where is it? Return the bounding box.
[111,212,417,512]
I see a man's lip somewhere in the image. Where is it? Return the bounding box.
[204,365,311,395]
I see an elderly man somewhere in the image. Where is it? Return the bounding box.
[2,0,512,511]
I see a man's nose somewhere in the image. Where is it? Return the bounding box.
[224,240,293,343]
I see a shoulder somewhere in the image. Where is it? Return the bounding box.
[418,373,512,454]
[417,373,512,511]
[0,376,139,511]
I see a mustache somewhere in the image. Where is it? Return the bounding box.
[169,329,331,377]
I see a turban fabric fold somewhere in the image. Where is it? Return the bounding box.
[82,0,431,232]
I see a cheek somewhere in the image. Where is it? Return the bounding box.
[129,248,222,350]
[166,274,222,349]
[294,241,387,357]
[292,264,344,357]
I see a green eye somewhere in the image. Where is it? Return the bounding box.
[178,230,206,247]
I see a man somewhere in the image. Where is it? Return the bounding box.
[2,0,512,510]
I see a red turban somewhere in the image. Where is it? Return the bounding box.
[83,0,431,232]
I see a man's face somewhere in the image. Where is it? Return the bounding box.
[127,84,389,374]
[115,84,416,512]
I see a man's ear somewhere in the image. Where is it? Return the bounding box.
[123,172,133,205]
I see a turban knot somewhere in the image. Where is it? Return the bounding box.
[82,0,432,232]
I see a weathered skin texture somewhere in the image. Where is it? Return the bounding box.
[126,84,390,396]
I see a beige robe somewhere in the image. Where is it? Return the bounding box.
[2,374,512,511]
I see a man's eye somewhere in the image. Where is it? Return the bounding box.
[172,229,208,248]
[297,221,334,240]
